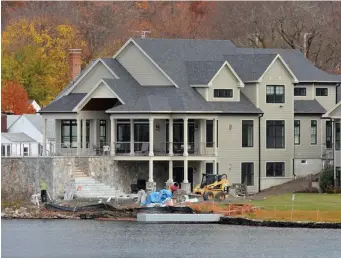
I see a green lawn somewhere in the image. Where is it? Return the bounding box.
[241,193,341,211]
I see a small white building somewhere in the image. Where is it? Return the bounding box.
[1,132,39,157]
[6,114,55,155]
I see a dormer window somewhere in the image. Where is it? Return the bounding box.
[316,88,328,96]
[214,89,233,98]
[266,85,285,103]
[294,87,306,96]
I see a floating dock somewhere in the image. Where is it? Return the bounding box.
[137,213,223,223]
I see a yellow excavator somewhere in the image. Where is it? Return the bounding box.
[193,173,231,201]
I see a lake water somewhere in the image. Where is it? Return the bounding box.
[2,220,341,258]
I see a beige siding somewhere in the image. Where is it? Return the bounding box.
[195,88,208,100]
[259,59,295,179]
[72,63,114,93]
[241,83,258,107]
[117,43,173,86]
[330,106,341,117]
[90,82,118,99]
[314,84,337,111]
[217,115,259,193]
[293,84,314,100]
[207,66,240,102]
[294,116,322,159]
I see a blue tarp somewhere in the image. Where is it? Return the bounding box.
[142,189,173,206]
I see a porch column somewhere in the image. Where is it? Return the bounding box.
[148,159,154,182]
[82,119,86,153]
[42,118,47,156]
[183,159,188,183]
[167,160,173,183]
[93,119,98,146]
[130,119,134,155]
[77,117,81,155]
[149,118,154,156]
[213,118,218,156]
[110,117,115,156]
[183,117,188,156]
[169,118,173,155]
[213,160,217,174]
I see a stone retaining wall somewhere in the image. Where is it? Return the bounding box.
[1,157,168,202]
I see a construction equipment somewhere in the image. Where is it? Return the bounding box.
[193,173,231,201]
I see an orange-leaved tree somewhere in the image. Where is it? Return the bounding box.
[1,80,36,115]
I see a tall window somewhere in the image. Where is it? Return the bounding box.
[336,167,341,187]
[241,163,254,186]
[100,120,107,147]
[266,162,285,177]
[335,122,340,151]
[206,120,213,147]
[242,120,253,147]
[311,120,317,145]
[326,121,332,149]
[294,88,306,96]
[266,120,285,148]
[61,120,77,148]
[214,89,233,98]
[134,120,149,142]
[116,120,130,153]
[316,88,328,96]
[206,163,213,174]
[294,120,300,145]
[266,85,285,103]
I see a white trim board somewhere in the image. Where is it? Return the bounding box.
[208,60,245,88]
[64,59,119,96]
[258,54,299,83]
[323,101,341,118]
[73,79,125,112]
[113,38,179,88]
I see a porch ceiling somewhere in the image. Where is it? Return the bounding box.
[82,98,120,111]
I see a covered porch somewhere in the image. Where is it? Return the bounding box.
[42,113,219,157]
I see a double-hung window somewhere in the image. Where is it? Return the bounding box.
[294,87,306,96]
[311,120,317,145]
[266,162,285,177]
[294,120,300,145]
[335,122,340,151]
[242,120,253,147]
[326,121,332,149]
[266,120,285,148]
[214,89,233,98]
[266,85,285,103]
[316,88,328,96]
[241,163,254,186]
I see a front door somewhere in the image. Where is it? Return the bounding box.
[173,167,194,191]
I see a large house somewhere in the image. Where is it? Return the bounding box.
[39,38,341,193]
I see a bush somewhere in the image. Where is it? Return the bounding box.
[319,166,335,193]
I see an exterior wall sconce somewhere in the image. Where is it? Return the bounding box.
[156,124,160,131]
[193,166,197,173]
[195,125,198,131]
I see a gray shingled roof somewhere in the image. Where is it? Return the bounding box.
[294,100,326,114]
[39,93,86,112]
[185,61,225,85]
[2,132,37,142]
[224,54,277,81]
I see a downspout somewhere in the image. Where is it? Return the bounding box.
[258,113,264,193]
[336,83,340,104]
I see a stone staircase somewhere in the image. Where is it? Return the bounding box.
[73,168,123,198]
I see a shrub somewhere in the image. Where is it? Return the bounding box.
[319,166,335,193]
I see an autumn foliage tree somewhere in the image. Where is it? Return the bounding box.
[1,81,35,115]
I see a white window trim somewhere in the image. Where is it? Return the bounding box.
[265,161,286,178]
[241,119,255,148]
[241,162,255,186]
[264,119,286,150]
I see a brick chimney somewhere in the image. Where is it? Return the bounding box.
[1,114,7,132]
[68,49,82,80]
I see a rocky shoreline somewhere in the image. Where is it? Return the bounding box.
[2,206,341,229]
